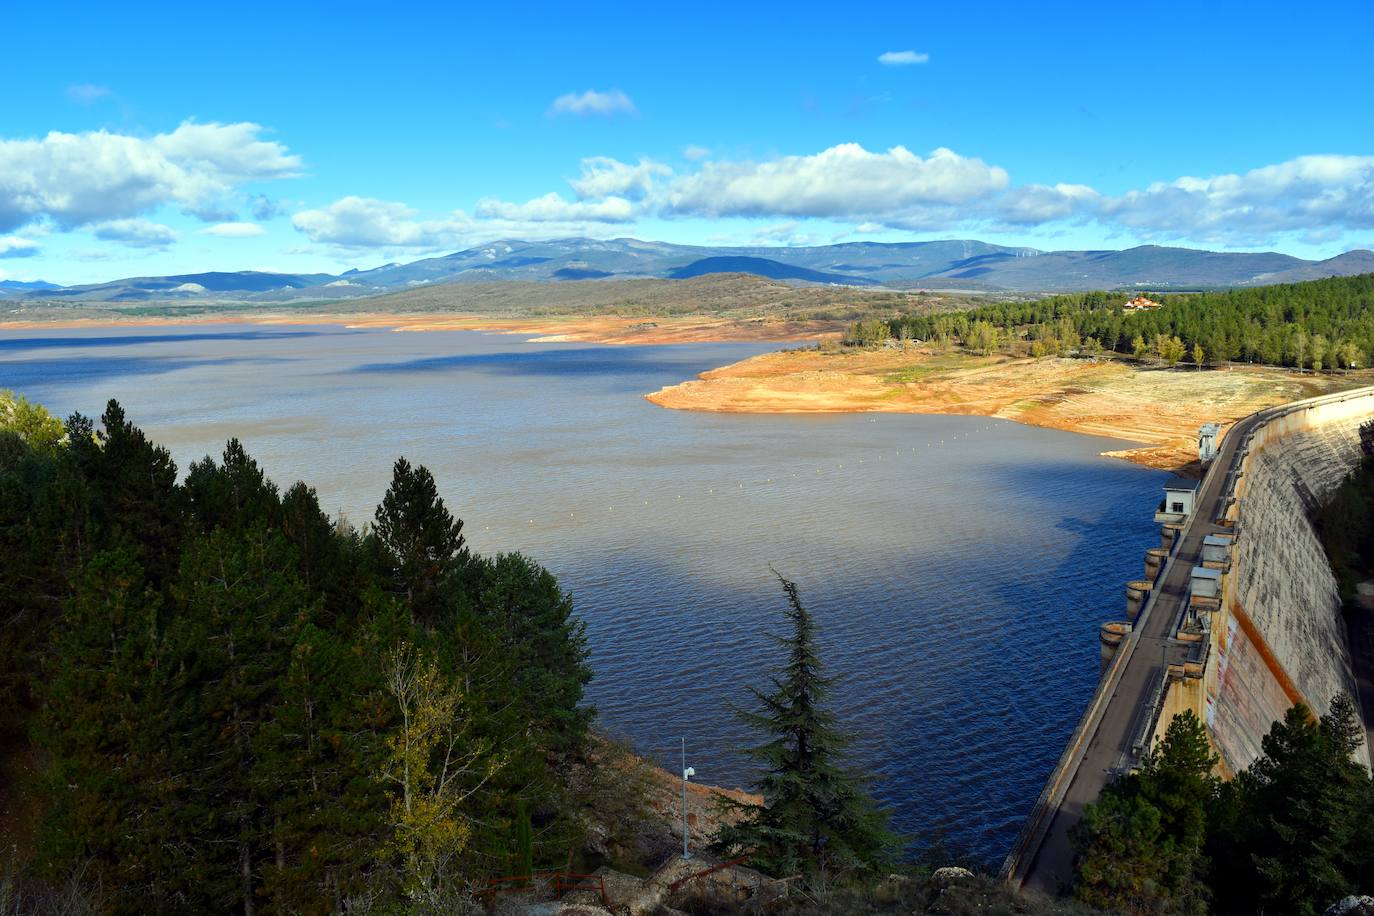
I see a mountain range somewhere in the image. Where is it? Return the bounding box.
[5,238,1373,303]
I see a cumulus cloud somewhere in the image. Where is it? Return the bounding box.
[0,235,39,258]
[878,50,929,66]
[291,146,1374,253]
[568,156,671,200]
[66,84,112,104]
[0,120,301,233]
[292,197,440,248]
[664,143,1008,220]
[250,194,284,221]
[548,89,637,117]
[474,193,637,223]
[202,221,266,238]
[683,145,711,161]
[1100,154,1374,241]
[997,183,1100,225]
[292,194,647,251]
[92,218,178,248]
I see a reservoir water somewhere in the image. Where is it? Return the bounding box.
[0,322,1168,863]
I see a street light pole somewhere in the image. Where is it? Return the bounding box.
[681,737,695,860]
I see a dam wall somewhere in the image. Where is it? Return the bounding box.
[1005,386,1374,891]
[1170,388,1374,773]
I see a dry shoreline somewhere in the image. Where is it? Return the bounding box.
[0,310,840,346]
[646,346,1370,473]
[5,311,1360,474]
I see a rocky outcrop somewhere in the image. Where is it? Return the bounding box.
[1325,896,1374,916]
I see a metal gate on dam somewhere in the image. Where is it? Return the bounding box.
[1005,385,1374,893]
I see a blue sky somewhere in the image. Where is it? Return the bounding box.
[3,0,1372,284]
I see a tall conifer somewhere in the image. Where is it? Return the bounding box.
[712,574,896,880]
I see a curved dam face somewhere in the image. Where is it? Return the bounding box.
[1006,387,1374,893]
[1186,390,1373,773]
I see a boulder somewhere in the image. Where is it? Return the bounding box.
[1326,897,1374,916]
[929,865,975,891]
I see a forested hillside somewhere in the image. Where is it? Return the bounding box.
[887,273,1374,369]
[0,396,592,912]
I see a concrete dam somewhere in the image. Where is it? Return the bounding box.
[1005,386,1374,893]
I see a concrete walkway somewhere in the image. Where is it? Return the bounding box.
[1019,411,1262,894]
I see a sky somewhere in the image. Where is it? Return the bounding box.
[2,0,1372,285]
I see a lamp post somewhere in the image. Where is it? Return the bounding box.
[681,737,695,860]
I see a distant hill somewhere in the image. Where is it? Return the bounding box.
[667,256,877,285]
[0,279,60,297]
[12,238,1374,303]
[29,270,337,302]
[1249,249,1374,285]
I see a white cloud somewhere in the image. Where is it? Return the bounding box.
[293,194,644,251]
[0,235,39,258]
[1100,154,1374,241]
[291,147,1374,253]
[293,197,440,248]
[92,218,178,249]
[568,156,671,200]
[66,84,113,104]
[474,193,637,223]
[683,145,711,161]
[250,194,283,220]
[664,143,1008,220]
[751,222,824,246]
[548,88,637,117]
[0,120,301,233]
[202,221,266,238]
[997,183,1100,225]
[878,50,929,66]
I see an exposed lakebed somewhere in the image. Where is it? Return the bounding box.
[0,322,1168,862]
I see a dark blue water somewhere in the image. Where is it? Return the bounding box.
[0,323,1167,863]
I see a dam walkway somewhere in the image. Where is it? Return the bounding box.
[1006,409,1264,894]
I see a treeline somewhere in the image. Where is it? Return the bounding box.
[1072,701,1373,915]
[881,273,1374,369]
[0,394,592,912]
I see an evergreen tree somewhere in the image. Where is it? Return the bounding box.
[1211,696,1373,916]
[1072,710,1216,914]
[78,401,184,585]
[712,574,896,881]
[6,396,596,910]
[373,458,465,621]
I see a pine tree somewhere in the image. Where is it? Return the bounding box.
[712,574,896,881]
[373,458,465,621]
[78,401,184,585]
[1210,696,1373,916]
[1072,710,1216,913]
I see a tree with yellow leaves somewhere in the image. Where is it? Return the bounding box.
[378,642,506,906]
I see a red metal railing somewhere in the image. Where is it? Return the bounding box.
[667,855,750,893]
[480,872,608,907]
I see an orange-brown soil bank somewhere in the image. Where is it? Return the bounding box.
[0,311,839,346]
[647,347,1368,472]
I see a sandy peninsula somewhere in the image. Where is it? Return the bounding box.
[646,346,1370,473]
